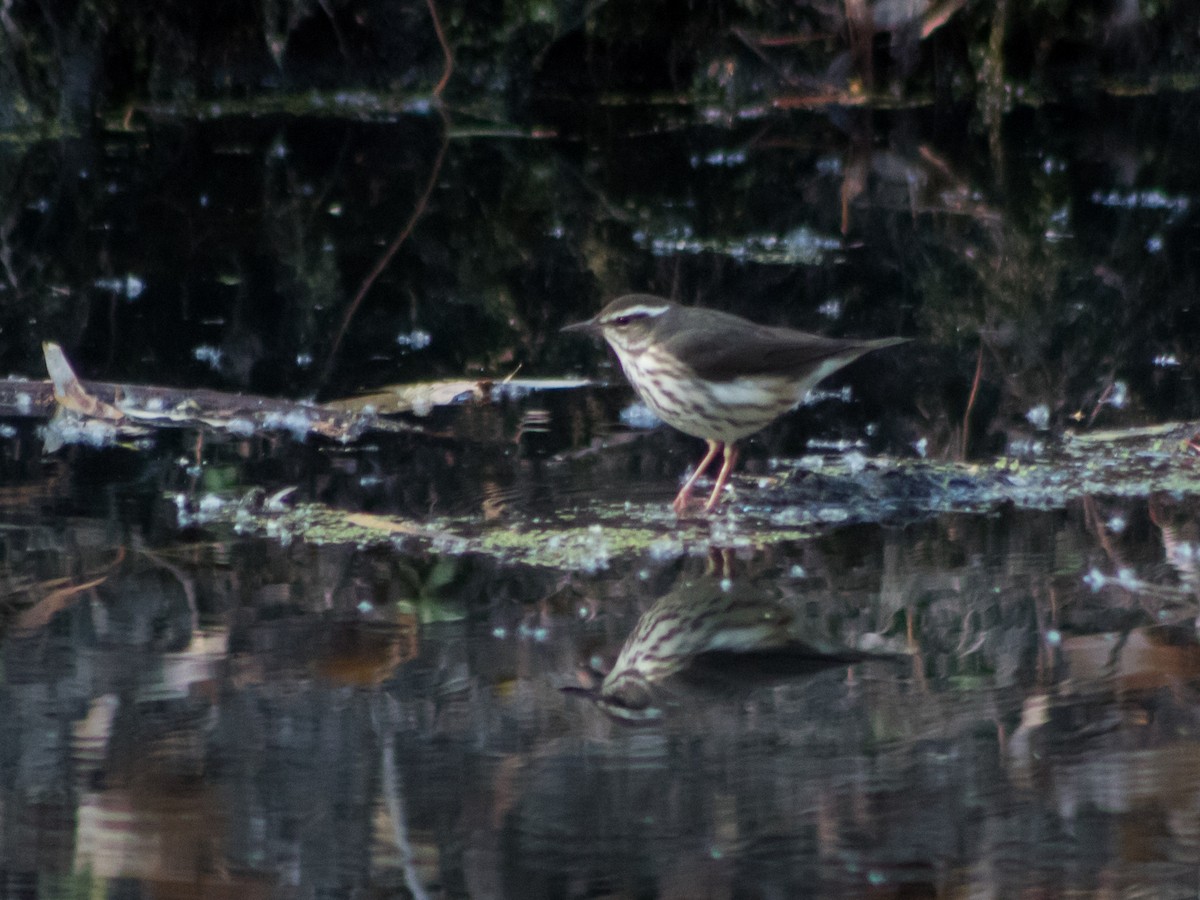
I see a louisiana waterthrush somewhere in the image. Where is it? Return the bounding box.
[563,293,907,513]
[561,570,892,723]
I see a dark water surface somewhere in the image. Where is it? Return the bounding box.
[3,91,1200,898]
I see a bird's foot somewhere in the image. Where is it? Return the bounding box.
[672,483,730,516]
[672,489,697,516]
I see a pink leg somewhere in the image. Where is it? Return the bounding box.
[703,442,740,512]
[673,440,722,515]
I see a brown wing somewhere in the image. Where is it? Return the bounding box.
[660,310,906,382]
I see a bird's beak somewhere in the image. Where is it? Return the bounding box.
[561,316,600,336]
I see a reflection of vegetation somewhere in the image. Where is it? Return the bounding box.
[2,472,1200,893]
[393,556,465,623]
[2,0,1199,128]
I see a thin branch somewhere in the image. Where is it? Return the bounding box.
[318,0,454,386]
[426,0,454,98]
[960,342,984,460]
[1086,381,1114,427]
[320,115,449,386]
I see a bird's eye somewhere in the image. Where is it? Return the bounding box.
[613,315,637,327]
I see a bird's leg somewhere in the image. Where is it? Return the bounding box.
[703,442,740,512]
[673,440,722,514]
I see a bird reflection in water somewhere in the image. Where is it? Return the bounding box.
[565,559,904,723]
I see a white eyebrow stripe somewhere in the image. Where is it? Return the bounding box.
[601,304,670,322]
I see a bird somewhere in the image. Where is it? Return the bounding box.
[562,293,908,513]
[561,571,901,723]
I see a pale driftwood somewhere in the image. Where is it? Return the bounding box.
[16,343,418,447]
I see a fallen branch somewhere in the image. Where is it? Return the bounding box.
[31,343,417,448]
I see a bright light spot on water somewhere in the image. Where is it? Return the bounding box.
[843,450,867,475]
[1007,437,1045,457]
[1025,404,1050,430]
[357,600,374,614]
[261,410,315,440]
[649,536,682,561]
[807,438,864,452]
[1090,189,1190,221]
[620,402,661,430]
[1106,515,1126,533]
[914,437,928,458]
[576,524,610,573]
[397,329,432,350]
[701,149,746,166]
[1046,629,1062,646]
[94,274,145,300]
[635,224,838,265]
[789,564,806,578]
[815,155,842,174]
[818,298,842,319]
[1153,353,1179,367]
[194,345,222,369]
[41,416,119,449]
[492,626,507,638]
[720,577,732,592]
[1116,567,1138,588]
[1146,234,1164,253]
[1084,568,1106,591]
[805,384,854,405]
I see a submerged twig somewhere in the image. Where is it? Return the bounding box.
[960,342,984,459]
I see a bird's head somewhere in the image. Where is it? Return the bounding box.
[561,294,677,357]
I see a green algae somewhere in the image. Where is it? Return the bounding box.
[192,421,1200,572]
